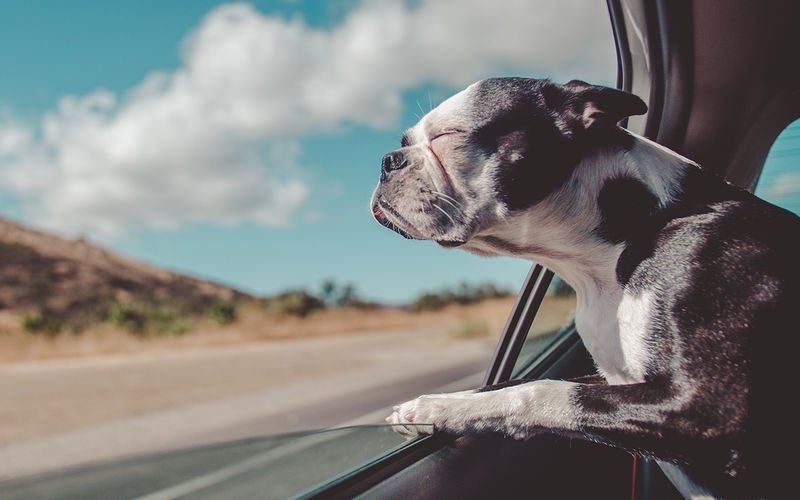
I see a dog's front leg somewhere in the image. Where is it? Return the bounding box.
[386,380,579,439]
[387,377,731,464]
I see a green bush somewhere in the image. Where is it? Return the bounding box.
[21,312,44,332]
[409,292,447,312]
[263,290,325,317]
[318,280,361,307]
[148,309,191,335]
[409,282,511,313]
[108,303,145,332]
[208,300,236,325]
[21,312,62,335]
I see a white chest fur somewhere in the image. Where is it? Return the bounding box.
[575,285,653,385]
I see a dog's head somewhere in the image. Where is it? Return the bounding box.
[370,78,646,252]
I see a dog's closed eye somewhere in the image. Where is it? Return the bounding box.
[429,131,466,156]
[430,130,465,143]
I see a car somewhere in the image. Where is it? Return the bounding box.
[1,1,798,498]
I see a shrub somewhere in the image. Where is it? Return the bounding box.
[263,290,325,317]
[318,280,361,307]
[21,312,44,332]
[21,312,62,335]
[148,309,191,335]
[208,300,236,325]
[409,282,511,313]
[108,303,145,332]
[409,292,447,312]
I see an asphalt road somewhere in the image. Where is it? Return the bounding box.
[191,357,488,445]
[0,328,497,481]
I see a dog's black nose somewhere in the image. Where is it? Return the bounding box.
[381,151,407,174]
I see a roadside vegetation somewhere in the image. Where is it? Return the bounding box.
[1,278,533,361]
[409,282,512,312]
[9,278,574,340]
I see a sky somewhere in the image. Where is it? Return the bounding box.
[0,1,796,304]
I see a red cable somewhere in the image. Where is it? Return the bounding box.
[631,452,638,500]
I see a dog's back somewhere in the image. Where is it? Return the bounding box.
[612,166,800,495]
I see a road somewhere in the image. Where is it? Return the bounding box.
[0,327,498,481]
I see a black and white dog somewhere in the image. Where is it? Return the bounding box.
[371,78,799,499]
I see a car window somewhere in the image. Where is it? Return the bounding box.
[509,275,577,379]
[0,425,429,500]
[755,118,800,215]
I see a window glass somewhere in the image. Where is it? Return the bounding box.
[511,275,577,379]
[755,118,800,215]
[0,425,429,500]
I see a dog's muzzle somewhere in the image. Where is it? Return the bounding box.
[372,199,414,239]
[380,151,407,181]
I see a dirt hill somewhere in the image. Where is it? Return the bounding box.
[0,217,250,333]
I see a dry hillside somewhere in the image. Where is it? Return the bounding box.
[0,217,249,333]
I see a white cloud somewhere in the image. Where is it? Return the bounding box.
[0,0,614,238]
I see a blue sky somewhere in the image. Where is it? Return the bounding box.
[755,120,800,216]
[0,1,796,304]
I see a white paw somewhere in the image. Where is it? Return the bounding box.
[385,405,430,438]
[385,391,480,436]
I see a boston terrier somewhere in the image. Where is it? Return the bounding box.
[372,78,800,499]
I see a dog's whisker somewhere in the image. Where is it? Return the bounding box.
[424,189,466,217]
[431,202,457,226]
[431,190,463,208]
[433,195,465,217]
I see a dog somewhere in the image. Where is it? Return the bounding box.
[371,78,800,499]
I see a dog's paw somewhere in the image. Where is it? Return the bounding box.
[385,396,444,437]
[385,407,431,439]
[385,390,479,436]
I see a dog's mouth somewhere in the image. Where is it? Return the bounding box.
[372,201,414,240]
[373,198,466,247]
[435,239,465,248]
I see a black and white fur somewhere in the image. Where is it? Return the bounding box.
[371,78,800,499]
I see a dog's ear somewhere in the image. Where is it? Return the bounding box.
[542,80,647,133]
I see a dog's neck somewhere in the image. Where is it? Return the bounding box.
[469,131,696,297]
[468,132,698,384]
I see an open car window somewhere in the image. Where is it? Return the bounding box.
[509,275,576,380]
